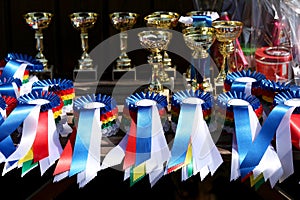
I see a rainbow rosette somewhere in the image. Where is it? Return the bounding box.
[4,53,43,84]
[224,70,266,97]
[217,91,283,189]
[216,91,263,135]
[167,89,222,181]
[53,94,118,188]
[0,91,63,177]
[171,89,212,132]
[260,79,291,115]
[32,79,75,136]
[102,92,170,187]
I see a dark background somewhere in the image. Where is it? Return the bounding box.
[0,0,299,199]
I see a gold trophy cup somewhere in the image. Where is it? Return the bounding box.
[138,30,172,93]
[183,26,216,91]
[109,12,139,70]
[69,12,98,70]
[144,11,179,82]
[24,12,53,69]
[212,20,243,84]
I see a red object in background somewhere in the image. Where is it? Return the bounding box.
[0,59,6,77]
[255,46,292,81]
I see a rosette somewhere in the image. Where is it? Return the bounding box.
[217,91,283,188]
[216,91,263,129]
[102,92,170,187]
[0,91,62,177]
[0,77,22,98]
[53,93,119,188]
[3,53,43,83]
[167,89,222,181]
[171,89,212,132]
[259,79,291,115]
[224,70,266,97]
[32,78,76,137]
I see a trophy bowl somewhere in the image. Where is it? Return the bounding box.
[144,11,179,29]
[24,12,53,68]
[183,26,215,59]
[138,30,172,92]
[69,12,98,70]
[109,12,139,69]
[109,12,139,31]
[183,27,215,91]
[212,20,243,83]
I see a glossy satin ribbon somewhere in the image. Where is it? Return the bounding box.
[217,91,282,187]
[102,92,169,187]
[0,91,62,176]
[168,89,222,181]
[54,94,116,188]
[224,70,266,97]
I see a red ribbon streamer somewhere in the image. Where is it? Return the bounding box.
[123,111,137,170]
[290,114,300,150]
[32,111,49,163]
[53,127,77,175]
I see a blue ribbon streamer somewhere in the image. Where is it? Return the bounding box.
[69,109,95,176]
[240,104,291,177]
[192,15,212,27]
[5,53,43,72]
[135,106,152,166]
[233,106,252,164]
[2,60,23,79]
[168,103,196,168]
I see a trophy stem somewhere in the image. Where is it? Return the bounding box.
[117,31,131,69]
[148,54,163,93]
[79,32,93,69]
[215,41,234,84]
[35,30,48,68]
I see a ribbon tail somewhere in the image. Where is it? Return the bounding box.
[101,134,127,170]
[276,107,295,182]
[78,108,102,188]
[39,110,63,175]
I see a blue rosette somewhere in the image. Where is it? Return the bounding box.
[216,91,263,134]
[18,90,61,112]
[259,79,291,115]
[73,93,119,137]
[0,77,22,98]
[5,53,43,72]
[121,91,169,133]
[274,90,300,114]
[171,89,212,132]
[224,70,266,96]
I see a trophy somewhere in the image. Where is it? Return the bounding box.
[24,12,53,69]
[144,11,179,82]
[138,30,172,93]
[109,12,139,70]
[183,26,216,92]
[70,12,98,79]
[212,20,243,84]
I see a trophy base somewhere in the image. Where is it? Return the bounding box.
[73,67,98,81]
[164,66,177,79]
[214,78,224,96]
[112,68,136,80]
[116,58,131,69]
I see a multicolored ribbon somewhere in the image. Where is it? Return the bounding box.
[167,89,222,181]
[217,91,283,188]
[0,91,62,176]
[4,53,43,83]
[53,94,118,188]
[224,70,266,97]
[102,92,169,187]
[259,79,291,115]
[240,90,300,186]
